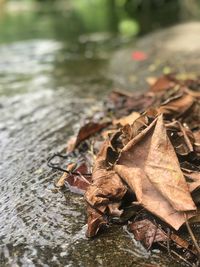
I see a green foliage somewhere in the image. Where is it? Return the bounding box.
[119,19,139,37]
[72,0,110,32]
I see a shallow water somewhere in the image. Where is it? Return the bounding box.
[0,4,192,267]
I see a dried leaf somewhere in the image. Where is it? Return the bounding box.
[85,140,127,207]
[166,121,194,156]
[113,111,140,126]
[129,218,198,257]
[67,121,109,153]
[158,93,194,117]
[115,115,196,230]
[109,91,154,117]
[128,219,168,249]
[183,168,200,193]
[150,75,175,92]
[50,73,200,260]
[85,140,127,237]
[86,205,107,238]
[64,163,92,195]
[194,131,200,156]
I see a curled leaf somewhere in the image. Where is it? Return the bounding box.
[85,140,127,237]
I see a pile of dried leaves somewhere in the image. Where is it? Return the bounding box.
[49,74,200,266]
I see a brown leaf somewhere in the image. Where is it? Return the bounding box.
[150,75,176,92]
[183,168,200,193]
[129,218,198,257]
[85,140,127,237]
[158,93,194,117]
[115,115,196,230]
[109,90,154,116]
[64,163,92,195]
[193,130,200,156]
[128,219,168,249]
[184,87,200,98]
[182,101,200,130]
[67,121,109,153]
[113,111,140,126]
[85,140,127,207]
[86,205,107,238]
[166,121,194,156]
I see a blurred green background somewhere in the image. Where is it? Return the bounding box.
[0,0,200,44]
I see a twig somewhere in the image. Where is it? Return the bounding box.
[47,153,92,176]
[184,212,200,260]
[158,242,193,267]
[167,228,171,256]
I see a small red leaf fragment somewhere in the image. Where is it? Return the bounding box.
[131,51,148,61]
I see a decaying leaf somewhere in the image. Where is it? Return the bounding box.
[183,169,200,193]
[115,115,196,230]
[67,121,109,153]
[194,130,200,156]
[50,74,200,265]
[85,140,127,237]
[128,219,168,249]
[54,161,92,194]
[113,111,140,126]
[158,93,194,117]
[166,121,194,156]
[85,140,127,207]
[129,218,198,261]
[86,205,107,238]
[64,163,92,195]
[109,90,155,117]
[150,75,176,92]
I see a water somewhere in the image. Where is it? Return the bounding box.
[0,2,197,266]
